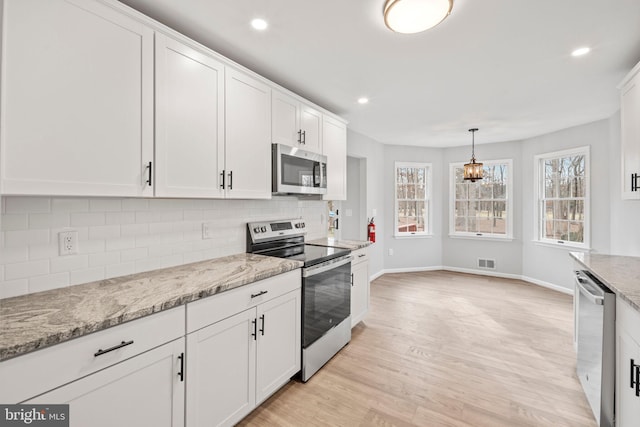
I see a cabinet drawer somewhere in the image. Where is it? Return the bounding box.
[0,306,185,403]
[351,248,369,266]
[187,269,301,333]
[617,297,640,344]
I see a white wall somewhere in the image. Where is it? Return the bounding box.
[521,119,611,290]
[341,156,366,241]
[442,140,523,276]
[0,196,327,298]
[383,145,444,270]
[346,129,385,277]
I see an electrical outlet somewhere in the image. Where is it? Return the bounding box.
[58,231,78,256]
[388,248,394,256]
[202,223,213,239]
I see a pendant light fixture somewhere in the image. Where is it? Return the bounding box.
[463,128,483,182]
[383,0,454,34]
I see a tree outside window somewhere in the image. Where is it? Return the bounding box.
[395,162,431,236]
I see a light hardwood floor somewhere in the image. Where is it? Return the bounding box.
[239,271,597,427]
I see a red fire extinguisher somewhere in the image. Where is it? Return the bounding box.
[367,218,376,243]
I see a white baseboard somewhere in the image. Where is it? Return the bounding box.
[369,265,573,296]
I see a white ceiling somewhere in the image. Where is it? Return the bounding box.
[120,0,640,147]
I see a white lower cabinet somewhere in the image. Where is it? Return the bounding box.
[350,248,370,327]
[27,338,185,427]
[616,297,640,426]
[185,270,301,427]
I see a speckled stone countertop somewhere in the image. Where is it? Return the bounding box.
[0,253,302,362]
[571,252,640,312]
[307,238,372,250]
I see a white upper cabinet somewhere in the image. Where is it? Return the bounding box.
[323,115,348,201]
[224,68,272,199]
[1,0,154,197]
[272,90,322,154]
[154,33,225,198]
[620,61,640,199]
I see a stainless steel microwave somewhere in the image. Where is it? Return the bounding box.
[272,144,327,195]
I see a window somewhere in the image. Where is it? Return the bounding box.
[450,159,513,239]
[395,162,431,236]
[535,147,589,248]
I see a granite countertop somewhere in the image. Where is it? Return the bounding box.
[571,252,640,312]
[307,238,372,251]
[0,253,303,362]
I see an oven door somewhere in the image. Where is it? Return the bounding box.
[272,144,327,195]
[302,256,351,348]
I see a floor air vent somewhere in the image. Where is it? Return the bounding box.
[478,258,496,269]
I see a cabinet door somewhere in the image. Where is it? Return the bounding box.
[26,338,185,427]
[616,330,640,426]
[300,104,323,153]
[272,90,300,147]
[621,71,640,199]
[224,68,271,199]
[351,259,369,327]
[255,289,301,404]
[323,116,348,201]
[186,308,256,427]
[1,0,153,197]
[155,33,225,198]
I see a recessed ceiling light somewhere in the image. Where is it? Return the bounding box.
[251,18,268,31]
[571,47,591,57]
[357,97,369,104]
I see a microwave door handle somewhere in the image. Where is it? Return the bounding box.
[313,163,319,187]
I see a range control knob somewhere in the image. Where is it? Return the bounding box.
[253,227,261,233]
[294,223,300,229]
[260,226,267,232]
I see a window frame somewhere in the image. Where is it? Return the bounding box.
[394,161,432,238]
[534,146,590,249]
[449,158,514,240]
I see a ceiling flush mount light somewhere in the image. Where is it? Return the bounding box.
[383,0,454,34]
[571,46,591,57]
[251,18,268,31]
[463,128,483,182]
[357,97,369,104]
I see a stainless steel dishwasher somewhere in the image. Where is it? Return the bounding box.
[575,270,615,427]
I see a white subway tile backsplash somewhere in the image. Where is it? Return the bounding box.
[105,237,136,251]
[29,213,71,229]
[0,279,29,299]
[29,272,70,293]
[50,255,88,273]
[105,262,136,278]
[105,212,136,225]
[5,229,50,247]
[70,212,106,227]
[5,260,49,280]
[1,195,327,298]
[5,197,51,214]
[70,267,105,286]
[2,214,28,231]
[0,247,29,264]
[89,199,122,212]
[52,198,89,212]
[121,247,149,262]
[88,225,120,240]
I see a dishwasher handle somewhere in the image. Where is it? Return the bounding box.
[575,274,604,305]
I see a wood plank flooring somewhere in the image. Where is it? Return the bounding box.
[238,271,597,427]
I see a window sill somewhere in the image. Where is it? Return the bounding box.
[448,234,514,242]
[393,233,434,239]
[532,240,592,251]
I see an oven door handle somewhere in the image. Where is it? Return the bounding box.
[303,256,351,278]
[575,275,604,305]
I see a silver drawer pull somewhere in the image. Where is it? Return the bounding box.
[94,340,134,357]
[251,290,268,298]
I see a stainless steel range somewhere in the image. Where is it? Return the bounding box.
[247,219,351,381]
